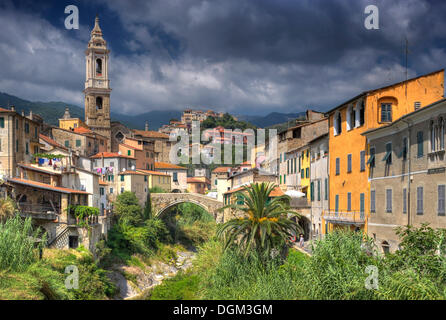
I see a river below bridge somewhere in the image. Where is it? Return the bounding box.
[108,248,197,300]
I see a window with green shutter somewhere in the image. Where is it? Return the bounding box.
[76,139,81,147]
[335,195,339,213]
[417,131,424,157]
[335,158,340,175]
[438,185,445,216]
[25,142,29,155]
[287,160,289,174]
[306,167,309,178]
[284,174,286,184]
[417,186,423,214]
[280,175,282,184]
[317,180,320,201]
[310,182,314,201]
[144,175,147,182]
[360,193,365,214]
[347,192,351,211]
[325,178,328,200]
[120,175,124,182]
[65,140,69,147]
[236,194,244,205]
[301,169,304,178]
[128,150,131,156]
[0,117,4,128]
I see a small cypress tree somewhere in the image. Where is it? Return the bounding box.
[144,190,152,220]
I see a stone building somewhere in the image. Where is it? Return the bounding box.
[118,136,155,171]
[132,129,171,163]
[0,107,41,178]
[52,126,108,157]
[363,98,446,253]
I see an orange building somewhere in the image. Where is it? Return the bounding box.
[323,69,444,234]
[118,137,155,171]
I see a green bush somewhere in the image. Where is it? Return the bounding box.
[150,273,200,300]
[0,215,45,272]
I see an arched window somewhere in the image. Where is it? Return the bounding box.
[347,105,354,131]
[96,97,103,110]
[440,117,445,150]
[96,58,102,75]
[334,111,342,136]
[430,120,436,152]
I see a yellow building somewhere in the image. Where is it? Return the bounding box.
[136,169,171,192]
[59,107,88,131]
[298,146,311,200]
[324,69,444,235]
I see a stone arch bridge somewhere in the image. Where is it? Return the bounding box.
[151,193,224,223]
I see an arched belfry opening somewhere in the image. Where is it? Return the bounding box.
[96,58,102,75]
[96,96,103,110]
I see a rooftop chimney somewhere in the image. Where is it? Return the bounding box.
[10,105,15,112]
[145,121,149,131]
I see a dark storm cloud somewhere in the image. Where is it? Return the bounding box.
[1,0,446,115]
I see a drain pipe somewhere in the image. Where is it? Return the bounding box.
[402,119,412,226]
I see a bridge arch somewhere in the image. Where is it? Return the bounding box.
[156,200,211,218]
[151,193,224,223]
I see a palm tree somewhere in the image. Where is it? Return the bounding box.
[0,197,17,222]
[217,182,302,259]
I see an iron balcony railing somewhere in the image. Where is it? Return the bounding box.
[322,210,365,224]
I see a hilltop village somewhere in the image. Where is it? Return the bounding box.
[0,16,445,256]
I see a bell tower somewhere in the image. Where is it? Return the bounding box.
[84,15,111,150]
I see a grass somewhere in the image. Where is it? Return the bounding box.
[0,247,117,300]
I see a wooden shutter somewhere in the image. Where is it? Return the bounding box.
[417,187,423,215]
[438,185,445,216]
[386,189,392,212]
[417,131,424,157]
[370,190,375,212]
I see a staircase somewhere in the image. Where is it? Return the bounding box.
[47,225,69,249]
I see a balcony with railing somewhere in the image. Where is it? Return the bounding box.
[322,210,365,224]
[18,203,59,220]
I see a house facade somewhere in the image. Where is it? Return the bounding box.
[363,98,446,253]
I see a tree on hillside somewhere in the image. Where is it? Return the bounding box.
[217,182,301,260]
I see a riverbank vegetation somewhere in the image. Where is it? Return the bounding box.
[0,215,116,300]
[149,183,446,300]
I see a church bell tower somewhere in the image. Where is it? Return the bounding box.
[84,15,111,150]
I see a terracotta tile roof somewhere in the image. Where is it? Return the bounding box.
[187,177,209,184]
[39,134,68,150]
[73,127,93,134]
[118,170,147,176]
[136,169,170,176]
[0,107,15,113]
[120,143,143,151]
[90,152,136,159]
[132,129,169,139]
[155,162,187,170]
[7,177,90,194]
[18,163,62,175]
[212,166,232,173]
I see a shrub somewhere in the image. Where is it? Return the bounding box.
[0,216,45,272]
